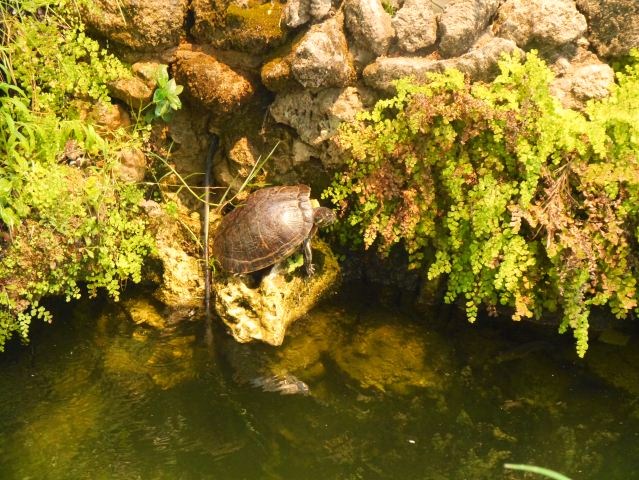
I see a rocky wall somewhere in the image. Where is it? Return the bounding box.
[83,0,637,192]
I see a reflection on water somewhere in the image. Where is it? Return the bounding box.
[1,284,639,479]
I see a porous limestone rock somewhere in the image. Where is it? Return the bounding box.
[173,49,256,117]
[80,0,187,51]
[141,198,205,312]
[213,239,340,346]
[270,86,376,146]
[447,36,519,81]
[282,0,333,28]
[438,0,503,58]
[364,36,518,93]
[494,0,587,50]
[290,14,356,89]
[392,0,438,53]
[576,0,639,59]
[551,49,614,110]
[344,0,394,56]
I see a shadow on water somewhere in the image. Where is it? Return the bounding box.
[1,283,639,479]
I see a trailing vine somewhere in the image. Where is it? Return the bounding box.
[325,50,639,356]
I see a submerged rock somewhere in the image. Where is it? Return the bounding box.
[213,239,340,346]
[332,315,453,394]
[586,338,639,396]
[99,304,198,391]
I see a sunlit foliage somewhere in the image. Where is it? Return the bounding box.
[325,51,639,356]
[0,1,158,350]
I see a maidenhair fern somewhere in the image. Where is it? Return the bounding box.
[326,50,639,357]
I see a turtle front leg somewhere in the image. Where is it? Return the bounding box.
[303,237,315,276]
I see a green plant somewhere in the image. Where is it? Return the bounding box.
[1,2,131,116]
[326,50,639,356]
[143,65,184,123]
[0,0,156,351]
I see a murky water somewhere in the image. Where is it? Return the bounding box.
[1,284,639,479]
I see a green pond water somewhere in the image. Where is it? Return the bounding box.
[1,284,639,480]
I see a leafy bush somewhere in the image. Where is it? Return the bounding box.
[325,50,639,356]
[0,1,159,350]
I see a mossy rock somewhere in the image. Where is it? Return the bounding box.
[193,0,288,55]
[332,315,453,395]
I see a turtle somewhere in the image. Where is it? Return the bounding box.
[212,184,336,276]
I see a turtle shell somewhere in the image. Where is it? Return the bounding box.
[212,185,315,274]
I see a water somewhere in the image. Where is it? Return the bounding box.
[1,284,639,479]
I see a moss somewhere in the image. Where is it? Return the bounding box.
[194,0,288,54]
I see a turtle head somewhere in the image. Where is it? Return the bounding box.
[313,206,336,228]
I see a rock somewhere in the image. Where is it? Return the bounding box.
[132,61,164,90]
[364,36,518,92]
[446,36,519,81]
[173,49,255,117]
[438,0,502,57]
[160,103,211,182]
[344,0,394,56]
[550,49,614,110]
[213,239,340,346]
[270,86,376,146]
[283,0,333,28]
[363,57,439,93]
[291,14,356,89]
[261,53,304,93]
[88,102,131,133]
[101,309,197,391]
[192,0,288,55]
[115,147,147,183]
[586,339,639,396]
[121,297,167,329]
[494,0,587,51]
[80,0,187,51]
[107,77,153,110]
[332,314,453,394]
[283,0,311,27]
[392,0,438,53]
[262,14,355,92]
[576,0,639,59]
[141,197,205,312]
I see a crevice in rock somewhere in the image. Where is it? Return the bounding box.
[184,0,196,42]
